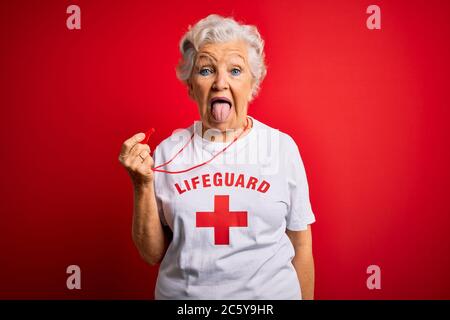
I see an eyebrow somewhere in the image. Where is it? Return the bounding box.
[196,52,246,65]
[228,53,246,63]
[196,54,216,64]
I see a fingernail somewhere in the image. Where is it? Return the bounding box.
[136,133,145,140]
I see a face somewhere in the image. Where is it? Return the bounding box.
[188,40,255,133]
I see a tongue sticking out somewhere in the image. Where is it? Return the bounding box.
[211,102,231,122]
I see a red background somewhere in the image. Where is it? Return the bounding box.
[1,0,449,299]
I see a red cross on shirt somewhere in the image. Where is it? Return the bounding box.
[196,195,248,245]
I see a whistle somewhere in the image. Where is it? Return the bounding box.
[141,127,155,145]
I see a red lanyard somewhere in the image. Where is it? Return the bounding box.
[143,117,251,174]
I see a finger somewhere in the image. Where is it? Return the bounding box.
[130,144,151,160]
[121,144,149,168]
[120,132,146,157]
[137,153,154,175]
[139,149,150,161]
[130,149,151,171]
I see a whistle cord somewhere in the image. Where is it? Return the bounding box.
[148,117,251,175]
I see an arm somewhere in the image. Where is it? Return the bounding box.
[132,183,171,266]
[119,132,171,266]
[286,225,315,300]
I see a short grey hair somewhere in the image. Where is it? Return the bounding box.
[176,14,267,100]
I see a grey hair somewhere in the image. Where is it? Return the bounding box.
[176,14,267,100]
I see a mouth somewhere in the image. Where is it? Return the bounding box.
[209,97,233,122]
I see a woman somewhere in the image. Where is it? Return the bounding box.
[118,14,316,300]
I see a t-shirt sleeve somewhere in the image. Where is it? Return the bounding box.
[285,137,316,231]
[153,145,168,227]
[155,195,168,226]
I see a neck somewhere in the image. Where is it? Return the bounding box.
[202,117,251,143]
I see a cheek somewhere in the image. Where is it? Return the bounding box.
[192,82,209,102]
[235,80,253,102]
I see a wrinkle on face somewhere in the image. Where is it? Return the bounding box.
[188,40,255,141]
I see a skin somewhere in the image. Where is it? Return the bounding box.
[118,133,169,266]
[187,40,255,142]
[119,40,315,299]
[287,225,315,299]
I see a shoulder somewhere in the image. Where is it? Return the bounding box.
[253,117,300,154]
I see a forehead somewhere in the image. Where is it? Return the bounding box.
[196,41,248,63]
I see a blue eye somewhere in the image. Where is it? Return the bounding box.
[231,68,241,76]
[199,68,213,76]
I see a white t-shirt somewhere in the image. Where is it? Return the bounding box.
[153,116,316,300]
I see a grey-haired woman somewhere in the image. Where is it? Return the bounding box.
[119,14,316,300]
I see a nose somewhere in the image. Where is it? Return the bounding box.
[212,68,229,91]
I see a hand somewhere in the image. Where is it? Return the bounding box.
[118,132,154,187]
